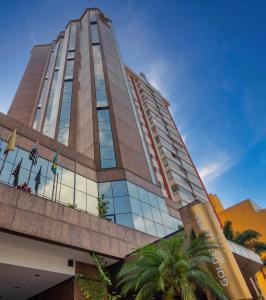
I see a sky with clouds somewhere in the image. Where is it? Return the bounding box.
[0,0,266,207]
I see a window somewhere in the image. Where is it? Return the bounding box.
[65,60,74,78]
[43,70,59,138]
[114,196,131,214]
[91,24,99,44]
[112,180,128,197]
[99,182,112,198]
[57,79,73,145]
[116,213,134,228]
[90,10,97,23]
[138,187,149,203]
[0,138,99,216]
[130,197,143,216]
[144,219,157,236]
[97,109,116,168]
[76,174,86,193]
[75,190,87,211]
[133,214,146,232]
[68,23,77,51]
[141,202,153,220]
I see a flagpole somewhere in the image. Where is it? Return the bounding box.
[55,173,59,202]
[27,161,34,187]
[0,153,8,175]
[52,172,56,200]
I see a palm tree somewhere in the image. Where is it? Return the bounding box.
[117,232,229,300]
[223,221,266,255]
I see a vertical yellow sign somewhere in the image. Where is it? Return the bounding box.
[180,201,252,300]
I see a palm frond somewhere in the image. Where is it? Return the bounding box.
[188,269,229,300]
[234,229,261,246]
[223,221,234,241]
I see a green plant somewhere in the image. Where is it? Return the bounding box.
[76,253,121,300]
[117,232,229,300]
[76,274,106,300]
[223,221,266,255]
[67,203,77,209]
[223,221,234,241]
[98,194,109,218]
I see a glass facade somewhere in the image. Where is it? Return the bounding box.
[99,180,182,237]
[0,136,182,238]
[33,40,62,131]
[0,138,98,215]
[57,23,77,146]
[90,11,116,169]
[57,80,73,145]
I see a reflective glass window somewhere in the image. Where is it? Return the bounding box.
[61,168,74,187]
[98,121,111,131]
[114,196,131,214]
[99,182,112,198]
[144,219,157,236]
[15,168,30,186]
[161,211,173,228]
[90,10,97,22]
[105,197,114,215]
[155,223,166,238]
[151,207,163,224]
[91,24,99,43]
[76,174,86,193]
[101,159,116,168]
[127,181,139,199]
[116,213,134,228]
[138,187,149,203]
[67,51,75,60]
[44,178,54,199]
[148,193,159,208]
[96,91,108,106]
[68,24,77,51]
[112,181,128,197]
[75,190,87,211]
[34,175,46,196]
[86,195,98,215]
[141,202,153,220]
[87,179,98,197]
[60,184,74,205]
[133,214,146,233]
[97,109,110,122]
[15,149,30,169]
[0,161,13,183]
[99,131,114,147]
[157,197,168,212]
[32,157,48,175]
[65,60,74,78]
[100,147,115,160]
[6,147,18,164]
[47,163,61,180]
[130,197,142,216]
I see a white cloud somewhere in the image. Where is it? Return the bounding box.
[145,58,170,96]
[198,152,233,184]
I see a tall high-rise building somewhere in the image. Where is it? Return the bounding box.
[0,8,261,299]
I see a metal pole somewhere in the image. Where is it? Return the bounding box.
[51,173,56,201]
[55,173,59,202]
[26,161,34,187]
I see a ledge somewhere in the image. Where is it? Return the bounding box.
[0,183,157,259]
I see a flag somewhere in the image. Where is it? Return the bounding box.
[51,153,58,175]
[12,157,23,187]
[29,144,39,165]
[4,129,17,155]
[34,166,42,194]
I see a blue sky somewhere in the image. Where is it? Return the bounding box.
[1,0,266,208]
